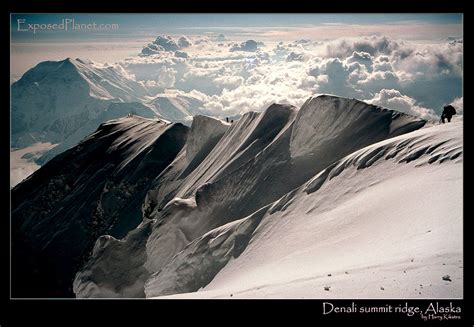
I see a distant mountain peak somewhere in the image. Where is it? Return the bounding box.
[11,57,155,150]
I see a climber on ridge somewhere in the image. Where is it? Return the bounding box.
[441,105,456,123]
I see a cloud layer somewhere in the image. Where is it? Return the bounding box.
[119,34,462,120]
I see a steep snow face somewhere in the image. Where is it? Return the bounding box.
[140,104,298,277]
[11,58,154,149]
[74,96,428,298]
[174,103,297,201]
[36,102,158,164]
[141,115,230,219]
[11,117,188,297]
[74,105,296,298]
[185,115,230,162]
[147,121,462,298]
[290,95,426,174]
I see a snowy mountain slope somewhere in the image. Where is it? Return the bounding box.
[73,115,230,298]
[185,115,230,162]
[147,121,462,299]
[146,93,213,123]
[11,116,188,297]
[36,102,158,164]
[73,95,427,298]
[11,57,219,177]
[69,58,150,101]
[11,58,155,150]
[141,115,230,217]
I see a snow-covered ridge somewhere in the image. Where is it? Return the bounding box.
[71,95,429,298]
[175,103,298,201]
[146,121,462,298]
[303,121,462,195]
[290,95,426,160]
[12,89,459,299]
[185,115,230,162]
[36,102,159,165]
[11,116,188,297]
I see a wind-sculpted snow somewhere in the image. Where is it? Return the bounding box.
[175,103,297,201]
[144,207,268,297]
[304,122,462,194]
[289,95,426,174]
[145,121,462,298]
[185,115,230,162]
[74,95,429,298]
[11,117,188,297]
[73,220,154,298]
[141,115,230,218]
[308,122,461,188]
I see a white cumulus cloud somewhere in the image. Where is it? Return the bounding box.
[367,89,438,121]
[118,34,462,119]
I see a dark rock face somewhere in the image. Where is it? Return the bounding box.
[11,117,188,297]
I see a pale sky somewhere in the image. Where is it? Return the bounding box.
[10,13,462,79]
